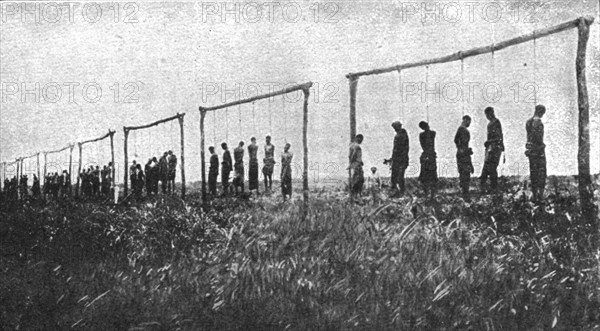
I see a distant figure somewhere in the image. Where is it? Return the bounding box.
[92,166,100,196]
[208,146,219,196]
[144,159,154,195]
[480,106,504,193]
[158,152,169,194]
[525,104,547,202]
[167,150,177,194]
[32,174,40,198]
[233,141,245,194]
[367,166,382,204]
[247,137,260,194]
[454,115,474,199]
[130,160,138,196]
[149,157,159,195]
[281,143,293,201]
[262,135,275,192]
[386,121,409,196]
[221,143,232,195]
[63,170,71,197]
[418,121,438,199]
[348,134,364,200]
[19,175,28,199]
[134,164,145,197]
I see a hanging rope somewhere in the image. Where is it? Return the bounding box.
[396,69,403,121]
[460,58,465,116]
[533,32,538,104]
[425,65,430,122]
[238,103,242,140]
[268,97,272,134]
[252,101,257,134]
[225,107,229,142]
[212,110,217,147]
[283,94,287,143]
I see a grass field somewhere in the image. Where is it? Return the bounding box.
[1,176,599,330]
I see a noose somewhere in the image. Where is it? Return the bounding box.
[397,68,403,121]
[252,101,257,135]
[283,94,287,143]
[460,58,465,116]
[213,110,217,147]
[238,103,242,141]
[533,32,538,105]
[425,65,430,122]
[225,107,229,143]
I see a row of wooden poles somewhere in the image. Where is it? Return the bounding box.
[346,16,596,222]
[2,81,314,210]
[2,131,116,198]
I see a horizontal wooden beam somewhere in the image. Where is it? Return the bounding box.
[347,16,595,79]
[45,144,73,155]
[79,129,115,146]
[199,82,313,112]
[124,113,184,131]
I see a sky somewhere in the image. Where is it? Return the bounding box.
[1,0,599,187]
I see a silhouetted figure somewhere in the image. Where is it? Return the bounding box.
[455,115,474,199]
[158,152,169,194]
[281,143,293,201]
[387,121,409,196]
[262,135,275,192]
[525,104,547,203]
[208,146,219,196]
[167,150,177,194]
[221,143,232,195]
[248,137,260,194]
[233,141,245,194]
[418,121,437,200]
[349,134,364,200]
[480,106,504,193]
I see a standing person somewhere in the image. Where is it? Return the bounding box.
[58,172,65,197]
[233,141,245,194]
[135,164,145,198]
[525,104,547,203]
[454,115,474,199]
[208,146,219,196]
[247,137,260,195]
[130,161,138,196]
[32,174,40,198]
[167,151,177,194]
[281,143,293,201]
[221,143,232,195]
[144,159,153,196]
[480,106,504,193]
[418,121,438,200]
[63,170,71,197]
[262,135,275,192]
[386,121,409,197]
[92,166,100,196]
[348,134,364,200]
[158,152,169,194]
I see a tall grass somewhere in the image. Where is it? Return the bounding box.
[0,178,598,330]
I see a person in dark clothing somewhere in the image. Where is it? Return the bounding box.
[454,115,474,199]
[480,106,504,193]
[32,174,40,198]
[385,121,409,196]
[167,151,177,194]
[135,164,145,198]
[281,143,293,201]
[208,146,219,196]
[418,121,437,199]
[348,134,364,199]
[525,104,547,203]
[158,153,169,194]
[262,135,275,192]
[221,143,232,195]
[247,137,260,194]
[233,141,245,194]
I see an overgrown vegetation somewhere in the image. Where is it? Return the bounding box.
[1,177,599,330]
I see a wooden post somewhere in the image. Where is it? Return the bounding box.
[200,110,207,201]
[348,76,358,192]
[69,145,74,195]
[123,128,129,197]
[302,87,310,217]
[178,114,186,199]
[76,143,82,197]
[43,153,47,179]
[576,17,595,224]
[36,153,40,180]
[110,130,115,189]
